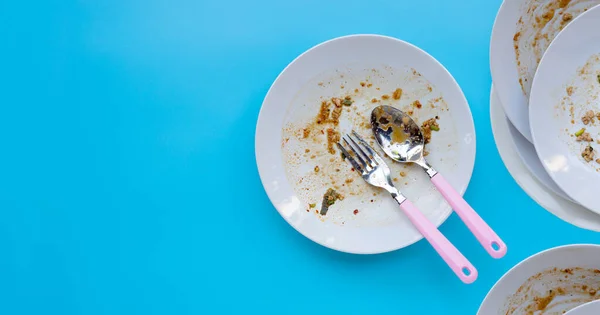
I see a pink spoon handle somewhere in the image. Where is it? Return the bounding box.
[397,198,478,284]
[431,173,507,259]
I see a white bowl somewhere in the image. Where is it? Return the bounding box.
[478,244,600,315]
[256,35,476,254]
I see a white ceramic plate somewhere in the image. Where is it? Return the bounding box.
[566,300,600,315]
[506,108,575,203]
[478,244,600,315]
[491,86,600,232]
[256,35,476,254]
[529,5,600,215]
[490,0,599,142]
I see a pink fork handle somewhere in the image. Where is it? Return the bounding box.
[431,173,507,259]
[398,199,478,284]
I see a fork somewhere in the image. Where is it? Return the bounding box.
[337,131,478,284]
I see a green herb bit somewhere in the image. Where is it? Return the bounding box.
[430,125,440,131]
[342,99,353,106]
[575,128,586,137]
[597,74,600,84]
[309,203,316,208]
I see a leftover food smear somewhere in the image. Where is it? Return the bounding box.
[513,0,599,99]
[502,267,600,315]
[281,66,454,226]
[559,53,600,168]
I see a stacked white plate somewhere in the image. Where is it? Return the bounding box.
[490,0,600,230]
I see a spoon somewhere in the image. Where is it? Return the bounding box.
[371,105,507,258]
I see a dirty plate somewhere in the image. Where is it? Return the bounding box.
[490,0,599,142]
[491,85,600,232]
[478,244,600,315]
[529,5,600,215]
[255,35,476,254]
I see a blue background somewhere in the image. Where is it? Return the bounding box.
[2,0,600,314]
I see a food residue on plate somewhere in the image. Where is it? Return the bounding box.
[502,267,600,314]
[421,117,440,144]
[320,188,343,215]
[558,53,600,168]
[513,0,598,98]
[281,65,456,226]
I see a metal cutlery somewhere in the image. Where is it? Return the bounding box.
[337,131,478,284]
[371,105,507,259]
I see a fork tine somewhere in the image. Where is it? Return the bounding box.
[343,136,370,170]
[347,134,375,168]
[337,143,363,173]
[351,130,385,165]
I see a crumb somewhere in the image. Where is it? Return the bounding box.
[567,86,574,96]
[367,83,372,88]
[331,97,342,107]
[340,85,344,89]
[320,188,343,215]
[562,12,573,22]
[423,150,429,157]
[317,101,331,124]
[596,159,600,164]
[392,88,403,100]
[513,32,521,42]
[353,209,359,215]
[345,178,353,184]
[310,155,316,159]
[314,166,320,173]
[582,145,595,162]
[381,94,390,100]
[371,98,378,103]
[393,178,398,182]
[354,88,359,93]
[541,9,555,22]
[326,128,340,154]
[413,100,422,109]
[360,82,366,87]
[421,117,440,144]
[576,132,592,142]
[582,110,595,125]
[318,82,324,86]
[400,171,406,177]
[376,87,380,91]
[303,129,310,138]
[305,149,310,153]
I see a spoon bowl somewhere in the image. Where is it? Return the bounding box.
[371,105,436,176]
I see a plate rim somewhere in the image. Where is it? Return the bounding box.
[490,0,534,143]
[255,34,476,254]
